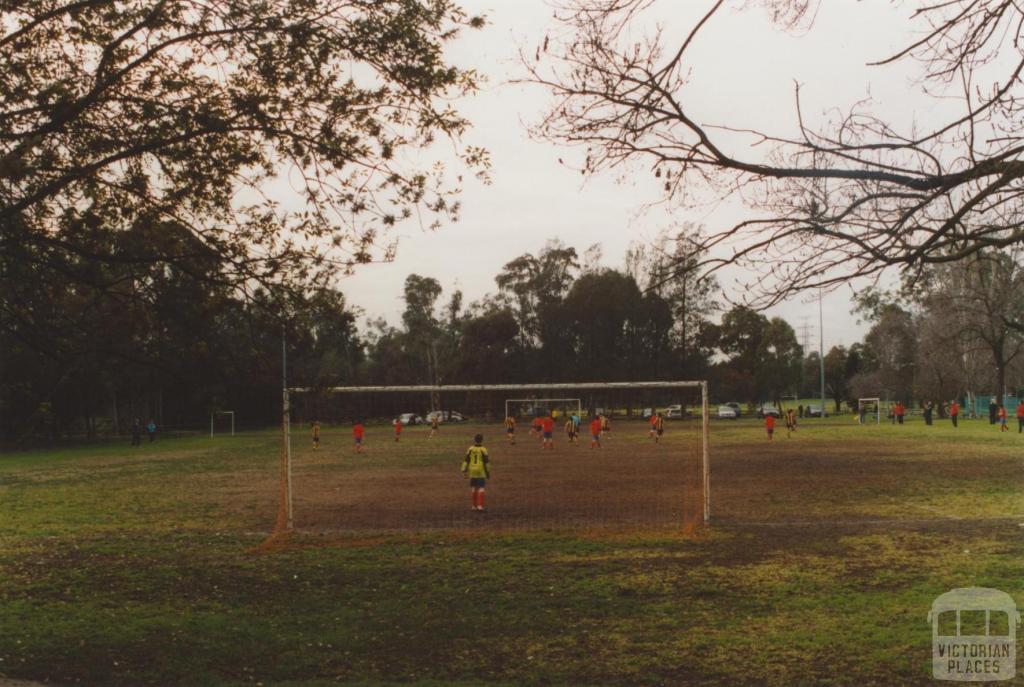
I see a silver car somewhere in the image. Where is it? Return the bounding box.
[716,405,738,420]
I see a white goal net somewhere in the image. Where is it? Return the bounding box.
[274,381,710,537]
[857,398,881,425]
[210,410,235,437]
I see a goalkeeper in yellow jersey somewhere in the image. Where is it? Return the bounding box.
[461,433,491,512]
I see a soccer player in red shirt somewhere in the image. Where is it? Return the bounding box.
[353,420,365,453]
[530,416,542,439]
[765,414,775,442]
[540,413,555,450]
[393,418,402,442]
[589,415,603,449]
[1017,403,1024,434]
[998,404,1008,432]
[949,400,960,428]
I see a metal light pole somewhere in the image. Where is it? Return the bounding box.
[819,289,825,416]
[282,325,293,530]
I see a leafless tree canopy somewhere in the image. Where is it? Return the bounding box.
[527,0,1024,305]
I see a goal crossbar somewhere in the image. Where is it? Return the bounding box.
[289,381,703,394]
[280,380,710,533]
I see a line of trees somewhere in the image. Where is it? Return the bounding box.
[2,228,816,440]
[358,234,807,408]
[813,249,1024,412]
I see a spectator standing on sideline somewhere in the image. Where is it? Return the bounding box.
[146,418,157,442]
[989,398,999,424]
[131,418,141,447]
[923,401,933,426]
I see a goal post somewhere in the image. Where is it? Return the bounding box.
[277,380,710,536]
[210,410,235,437]
[857,398,881,424]
[505,398,582,420]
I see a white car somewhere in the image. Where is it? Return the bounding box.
[424,410,466,423]
[716,405,738,419]
[396,413,423,426]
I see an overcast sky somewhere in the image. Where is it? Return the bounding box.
[339,0,933,352]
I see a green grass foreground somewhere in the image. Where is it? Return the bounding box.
[1,419,1022,686]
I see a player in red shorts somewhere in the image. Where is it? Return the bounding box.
[393,417,402,442]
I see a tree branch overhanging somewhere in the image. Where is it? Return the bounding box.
[527,0,1024,307]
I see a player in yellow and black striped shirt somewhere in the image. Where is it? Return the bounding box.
[504,415,516,445]
[564,417,578,444]
[652,413,665,443]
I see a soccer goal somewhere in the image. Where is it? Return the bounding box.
[505,397,582,420]
[857,398,880,424]
[274,381,710,538]
[210,410,235,437]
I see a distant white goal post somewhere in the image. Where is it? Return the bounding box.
[504,397,582,420]
[277,380,711,535]
[857,398,881,424]
[210,410,235,437]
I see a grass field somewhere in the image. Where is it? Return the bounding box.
[1,417,1022,686]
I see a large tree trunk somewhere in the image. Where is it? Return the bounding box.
[995,361,1006,407]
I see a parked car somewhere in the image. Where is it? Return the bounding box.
[396,413,423,426]
[725,402,742,417]
[424,410,467,423]
[665,406,690,419]
[806,405,825,417]
[716,405,738,420]
[756,405,782,418]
